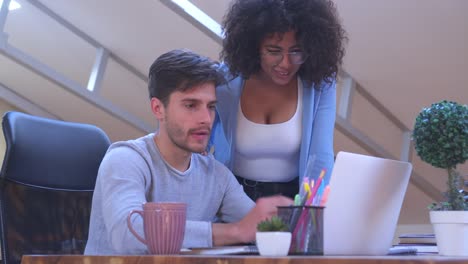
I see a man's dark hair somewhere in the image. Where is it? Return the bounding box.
[221,0,347,88]
[148,49,225,105]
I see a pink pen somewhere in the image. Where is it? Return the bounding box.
[319,185,331,206]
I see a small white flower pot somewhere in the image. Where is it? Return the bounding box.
[430,210,468,256]
[256,231,292,256]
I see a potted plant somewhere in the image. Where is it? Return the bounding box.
[412,100,468,256]
[256,216,292,256]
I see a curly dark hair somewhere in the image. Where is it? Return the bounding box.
[221,0,347,88]
[148,49,225,106]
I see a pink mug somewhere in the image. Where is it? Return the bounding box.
[127,202,186,254]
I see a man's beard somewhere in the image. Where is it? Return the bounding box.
[166,120,210,153]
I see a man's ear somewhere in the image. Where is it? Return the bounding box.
[151,97,165,121]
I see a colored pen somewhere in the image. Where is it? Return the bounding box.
[310,169,326,201]
[313,182,325,205]
[320,185,331,206]
[294,194,301,206]
[300,177,309,198]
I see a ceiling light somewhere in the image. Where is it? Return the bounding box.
[0,0,21,11]
[170,0,222,38]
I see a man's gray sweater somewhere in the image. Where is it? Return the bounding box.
[84,133,254,255]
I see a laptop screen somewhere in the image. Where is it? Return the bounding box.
[324,151,412,255]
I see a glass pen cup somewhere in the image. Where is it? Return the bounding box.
[277,205,325,255]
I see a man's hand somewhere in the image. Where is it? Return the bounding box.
[236,195,293,243]
[212,195,293,246]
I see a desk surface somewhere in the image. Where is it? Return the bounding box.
[21,255,468,264]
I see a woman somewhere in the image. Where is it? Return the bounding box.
[210,0,347,200]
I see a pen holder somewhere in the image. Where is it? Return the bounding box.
[277,205,324,255]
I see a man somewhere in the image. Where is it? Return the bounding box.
[84,49,293,255]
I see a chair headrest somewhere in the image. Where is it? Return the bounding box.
[0,111,111,190]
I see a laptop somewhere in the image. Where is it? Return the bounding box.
[324,151,412,255]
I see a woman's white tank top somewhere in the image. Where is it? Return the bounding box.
[232,80,303,182]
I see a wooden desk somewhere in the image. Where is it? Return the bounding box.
[21,255,468,264]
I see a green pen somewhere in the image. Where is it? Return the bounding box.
[294,194,301,206]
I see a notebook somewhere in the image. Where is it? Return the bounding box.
[181,245,258,255]
[324,151,412,255]
[398,233,436,244]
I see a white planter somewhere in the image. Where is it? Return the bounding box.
[429,210,468,256]
[256,231,292,256]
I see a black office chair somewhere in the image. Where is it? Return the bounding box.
[0,111,111,264]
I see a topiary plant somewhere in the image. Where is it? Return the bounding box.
[412,100,468,211]
[257,216,289,232]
